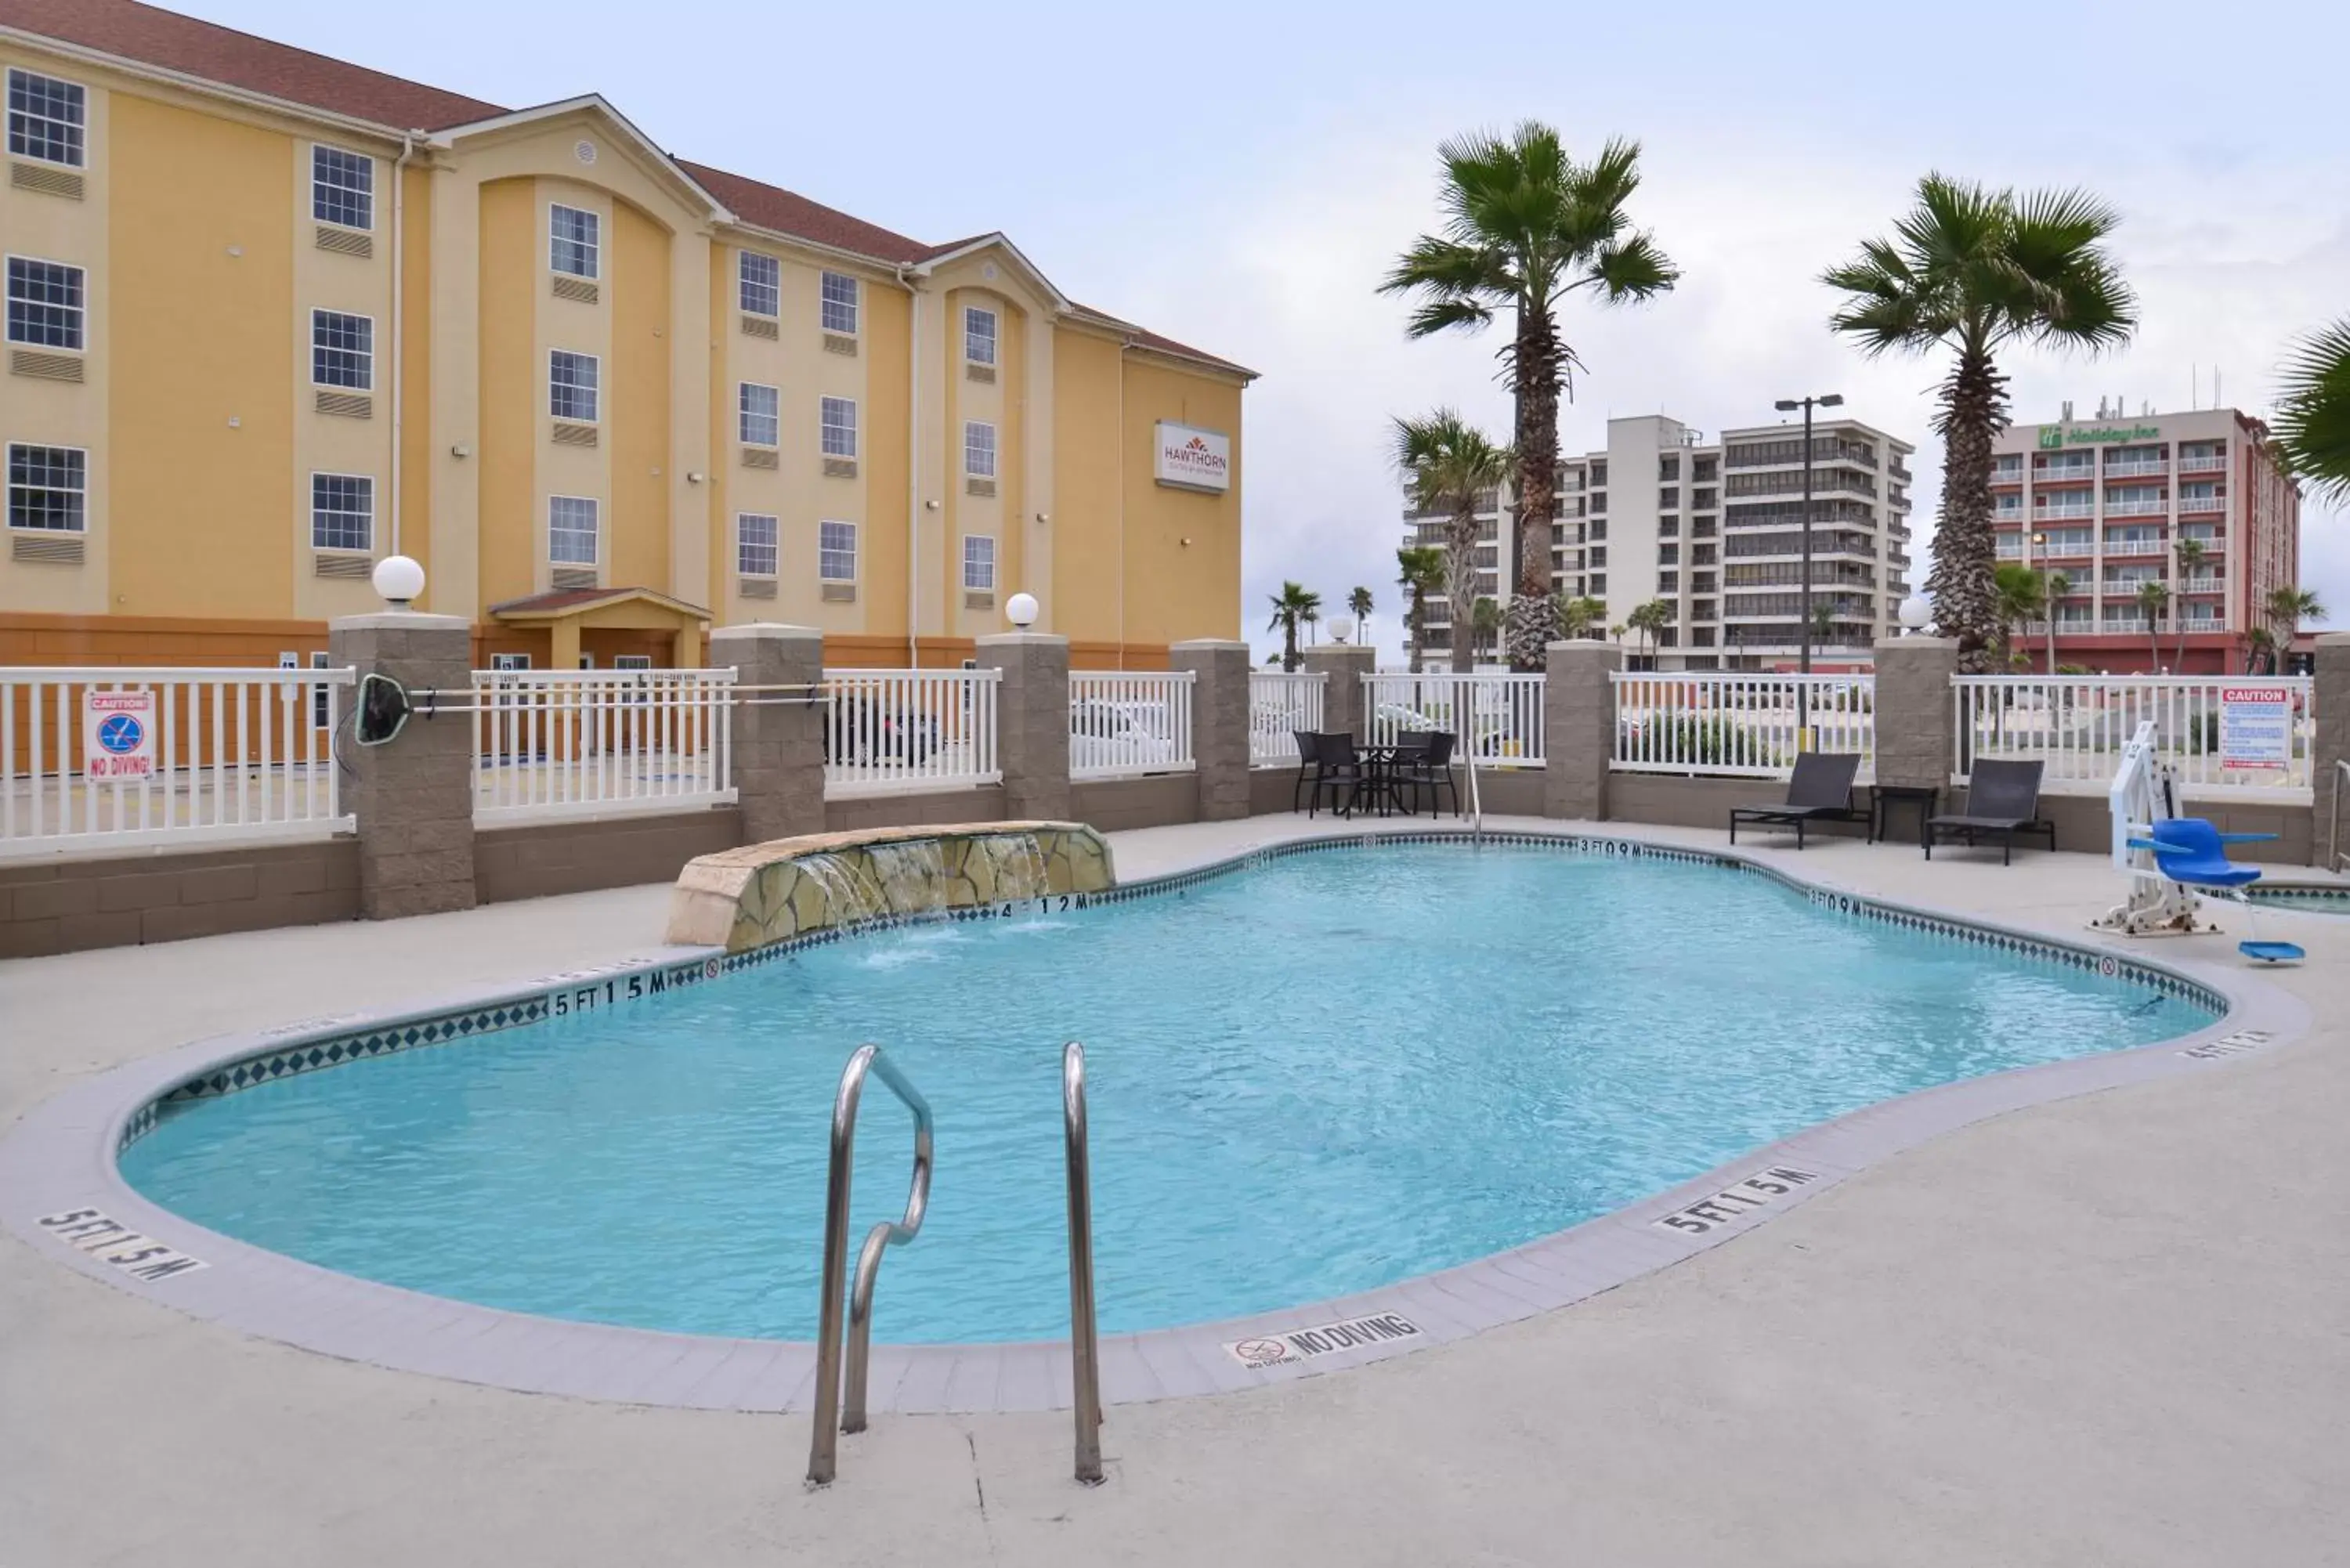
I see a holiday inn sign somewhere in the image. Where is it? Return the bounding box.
[2038,422,2162,448]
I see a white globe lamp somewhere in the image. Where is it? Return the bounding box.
[372,555,426,609]
[1005,591,1039,630]
[1897,594,1932,634]
[1327,616,1355,645]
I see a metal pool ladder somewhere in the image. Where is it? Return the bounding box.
[805,1040,1106,1487]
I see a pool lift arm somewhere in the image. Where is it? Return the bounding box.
[2093,721,2213,936]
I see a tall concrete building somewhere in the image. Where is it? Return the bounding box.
[1402,413,1914,670]
[1990,404,2299,674]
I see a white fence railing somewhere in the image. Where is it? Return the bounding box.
[1249,672,1325,767]
[474,669,736,824]
[1070,670,1196,780]
[1364,673,1546,764]
[822,667,1001,798]
[1612,672,1875,779]
[1954,675,2315,795]
[2,667,353,857]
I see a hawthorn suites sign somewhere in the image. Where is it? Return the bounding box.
[1155,421,1231,493]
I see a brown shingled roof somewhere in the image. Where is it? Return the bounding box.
[674,160,929,266]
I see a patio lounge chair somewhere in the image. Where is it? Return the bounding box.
[1924,759,2055,865]
[1727,753,1865,850]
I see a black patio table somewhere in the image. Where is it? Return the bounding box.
[1350,740,1426,818]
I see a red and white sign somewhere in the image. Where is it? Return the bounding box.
[1154,421,1231,493]
[2218,685,2292,769]
[83,690,157,780]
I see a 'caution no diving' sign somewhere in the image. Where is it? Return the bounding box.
[83,690,157,780]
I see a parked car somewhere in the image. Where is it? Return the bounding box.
[1070,699,1180,771]
[825,694,938,767]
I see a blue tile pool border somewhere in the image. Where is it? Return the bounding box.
[0,820,2308,1419]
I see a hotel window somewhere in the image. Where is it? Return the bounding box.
[738,381,779,446]
[311,309,373,388]
[736,512,778,577]
[548,204,600,280]
[6,258,83,349]
[739,251,779,316]
[550,351,599,422]
[964,306,997,367]
[964,420,996,478]
[310,473,374,551]
[962,534,996,591]
[312,146,374,229]
[819,520,858,582]
[6,69,85,167]
[820,396,857,458]
[490,652,532,671]
[548,495,598,565]
[7,443,85,531]
[821,272,859,334]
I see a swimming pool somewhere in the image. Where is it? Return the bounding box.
[121,840,2217,1345]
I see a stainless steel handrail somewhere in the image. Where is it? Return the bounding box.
[808,1043,933,1487]
[1062,1041,1104,1484]
[2333,758,2348,873]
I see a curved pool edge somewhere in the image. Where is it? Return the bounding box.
[0,823,2312,1417]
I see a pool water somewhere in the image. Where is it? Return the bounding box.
[122,844,2213,1344]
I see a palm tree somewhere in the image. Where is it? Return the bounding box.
[2275,317,2350,502]
[1558,594,1607,641]
[1382,125,1678,669]
[2135,580,2171,671]
[1470,597,1503,663]
[2265,585,2324,663]
[1347,585,1375,646]
[2172,538,2207,669]
[1822,175,2135,672]
[1392,410,1513,674]
[1992,562,2047,670]
[1396,546,1445,672]
[1266,581,1321,672]
[2043,569,2070,674]
[2243,626,2276,675]
[1625,598,1671,666]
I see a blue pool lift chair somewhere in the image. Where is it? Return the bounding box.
[2130,818,2305,965]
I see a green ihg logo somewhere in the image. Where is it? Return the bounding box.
[2037,427,2064,450]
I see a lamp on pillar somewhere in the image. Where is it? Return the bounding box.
[371,555,426,610]
[1899,594,1932,635]
[1327,616,1355,645]
[1006,592,1039,630]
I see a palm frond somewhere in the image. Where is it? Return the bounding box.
[2274,316,2350,503]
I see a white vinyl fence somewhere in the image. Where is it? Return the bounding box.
[1069,670,1196,780]
[474,669,736,823]
[1611,672,1876,779]
[1249,672,1325,767]
[1364,673,1546,764]
[822,667,1001,797]
[1954,675,2315,795]
[2,667,352,857]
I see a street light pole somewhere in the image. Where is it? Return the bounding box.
[1773,392,1843,747]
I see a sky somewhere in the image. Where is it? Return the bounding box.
[181,0,2350,666]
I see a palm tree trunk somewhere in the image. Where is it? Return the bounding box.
[1407,592,1423,674]
[1502,309,1564,670]
[1926,343,2008,674]
[1445,504,1478,675]
[1282,620,1299,673]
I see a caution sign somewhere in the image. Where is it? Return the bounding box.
[83,690,157,780]
[2218,685,2292,770]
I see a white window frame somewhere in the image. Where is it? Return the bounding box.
[308,471,375,553]
[614,655,653,670]
[5,441,88,533]
[736,511,779,578]
[310,307,374,390]
[6,67,86,169]
[5,255,85,352]
[548,494,600,565]
[819,519,858,583]
[310,145,374,231]
[739,251,780,317]
[739,381,779,447]
[964,305,998,367]
[548,203,601,280]
[490,652,533,672]
[549,350,600,424]
[820,396,858,459]
[964,419,996,479]
[820,271,859,335]
[962,534,996,591]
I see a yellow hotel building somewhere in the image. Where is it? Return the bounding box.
[0,0,1252,672]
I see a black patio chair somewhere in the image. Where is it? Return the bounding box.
[1727,752,1866,850]
[1925,759,2055,865]
[1289,729,1323,813]
[1309,732,1368,818]
[1397,730,1461,819]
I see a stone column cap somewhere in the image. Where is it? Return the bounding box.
[2316,630,2350,647]
[1876,635,1959,651]
[1169,638,1249,652]
[710,622,824,644]
[331,611,471,632]
[974,630,1071,648]
[1545,639,1625,659]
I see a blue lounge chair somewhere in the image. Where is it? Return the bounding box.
[2130,818,2304,964]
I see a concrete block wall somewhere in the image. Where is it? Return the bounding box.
[0,841,360,959]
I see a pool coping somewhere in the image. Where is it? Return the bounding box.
[0,821,2312,1418]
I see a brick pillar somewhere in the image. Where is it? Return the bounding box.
[1301,644,1376,742]
[330,612,475,919]
[978,631,1070,822]
[711,622,826,846]
[1543,639,1622,821]
[1871,636,1960,790]
[2315,632,2350,862]
[1170,638,1251,822]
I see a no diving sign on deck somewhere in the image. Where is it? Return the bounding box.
[83,690,157,780]
[1226,1312,1421,1369]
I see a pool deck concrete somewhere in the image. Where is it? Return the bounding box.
[5,815,2348,1566]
